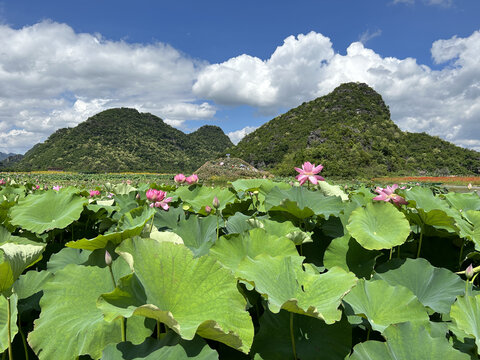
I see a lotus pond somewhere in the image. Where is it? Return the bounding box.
[1,176,480,359]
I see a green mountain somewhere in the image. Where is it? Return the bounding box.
[15,108,233,173]
[230,82,480,178]
[0,152,17,161]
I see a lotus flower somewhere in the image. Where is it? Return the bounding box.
[373,184,408,205]
[53,185,61,191]
[90,190,101,197]
[185,174,199,185]
[0,179,5,185]
[146,189,172,210]
[295,162,325,185]
[174,173,186,183]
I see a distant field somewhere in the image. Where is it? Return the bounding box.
[373,176,480,186]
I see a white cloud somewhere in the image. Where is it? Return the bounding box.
[393,0,452,6]
[227,126,258,145]
[359,29,382,44]
[0,20,212,153]
[194,30,480,152]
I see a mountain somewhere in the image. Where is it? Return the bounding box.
[230,82,480,178]
[14,108,233,173]
[0,152,17,161]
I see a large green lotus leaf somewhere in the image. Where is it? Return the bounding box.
[225,212,253,234]
[66,206,155,250]
[0,185,26,202]
[346,202,410,250]
[98,238,254,354]
[349,322,469,360]
[0,293,18,353]
[450,294,480,352]
[249,218,313,245]
[323,235,381,278]
[405,187,457,229]
[9,190,87,234]
[174,186,237,212]
[0,242,45,295]
[343,279,429,332]
[456,210,480,250]
[172,215,217,257]
[317,181,349,201]
[445,192,480,212]
[46,247,91,273]
[153,206,185,231]
[113,183,137,195]
[265,186,343,220]
[14,270,53,300]
[374,258,465,313]
[0,225,44,246]
[235,255,357,323]
[112,193,139,217]
[251,309,351,360]
[102,333,218,360]
[231,179,290,212]
[210,228,298,272]
[28,261,152,360]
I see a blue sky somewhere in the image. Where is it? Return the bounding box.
[0,0,479,153]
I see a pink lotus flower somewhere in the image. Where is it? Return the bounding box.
[90,190,101,197]
[295,162,325,185]
[0,179,5,185]
[185,174,199,185]
[146,189,172,210]
[373,184,408,205]
[174,173,186,183]
[53,185,61,191]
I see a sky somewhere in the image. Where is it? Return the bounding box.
[0,0,479,154]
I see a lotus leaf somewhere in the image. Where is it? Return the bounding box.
[174,186,236,212]
[374,258,465,313]
[237,255,357,323]
[172,215,218,257]
[265,186,343,219]
[450,294,480,352]
[349,321,469,360]
[101,333,218,360]
[0,242,45,295]
[98,238,254,353]
[66,206,155,250]
[9,190,87,234]
[445,192,480,212]
[324,235,381,278]
[346,202,410,250]
[343,279,429,332]
[28,261,152,360]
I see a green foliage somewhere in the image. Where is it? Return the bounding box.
[231,82,480,178]
[0,179,479,359]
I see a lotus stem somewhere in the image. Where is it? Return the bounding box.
[367,326,371,341]
[466,279,470,296]
[416,231,423,259]
[157,320,161,339]
[397,246,400,258]
[389,248,393,260]
[458,239,465,267]
[149,218,154,234]
[7,297,12,360]
[216,212,220,242]
[290,312,297,360]
[17,314,29,360]
[108,265,126,342]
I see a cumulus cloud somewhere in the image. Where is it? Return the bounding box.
[227,126,258,145]
[0,21,212,153]
[194,30,480,151]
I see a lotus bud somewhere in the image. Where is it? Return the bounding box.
[185,174,199,185]
[213,196,220,209]
[466,264,474,280]
[205,205,212,214]
[105,250,112,267]
[468,183,473,190]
